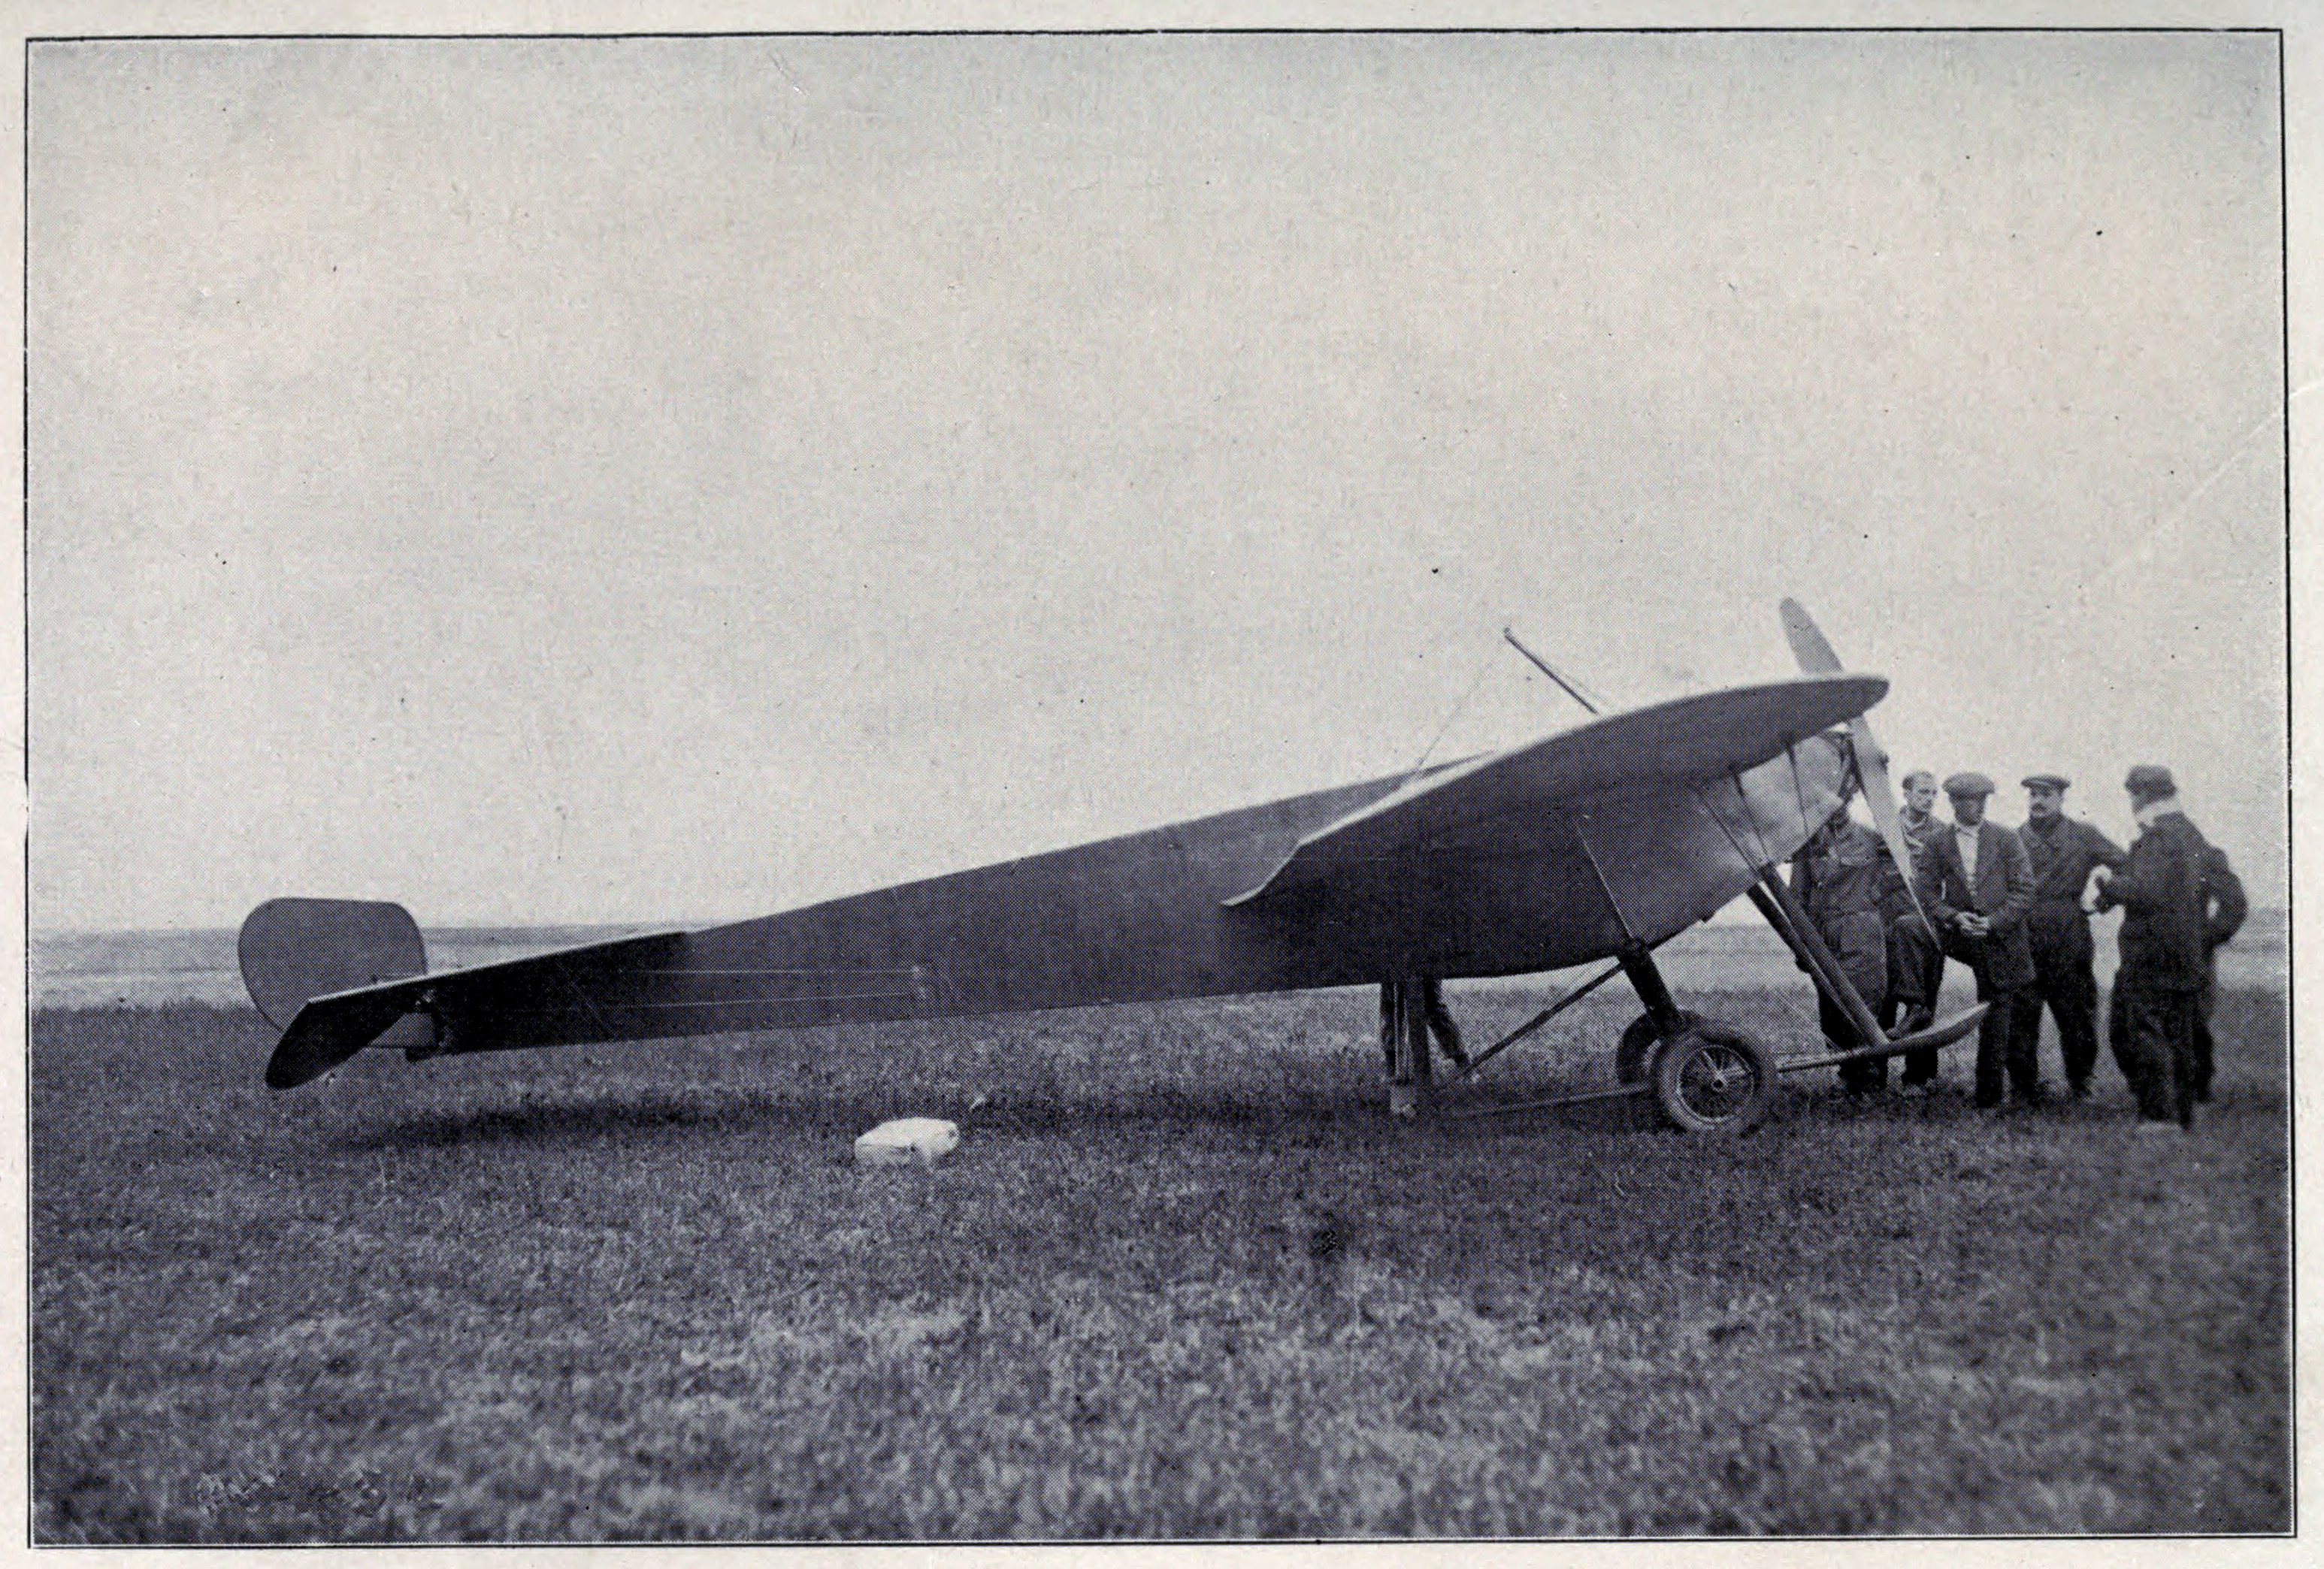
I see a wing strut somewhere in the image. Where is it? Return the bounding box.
[1691,777,1892,1051]
[1746,875,1889,1050]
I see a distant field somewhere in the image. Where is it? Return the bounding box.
[29,978,2289,1540]
[29,924,658,1009]
[26,907,2292,1008]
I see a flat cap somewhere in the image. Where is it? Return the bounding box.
[2021,772,2071,792]
[2124,764,2176,797]
[1942,771,1995,798]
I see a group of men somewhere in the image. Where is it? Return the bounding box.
[1790,763,2244,1129]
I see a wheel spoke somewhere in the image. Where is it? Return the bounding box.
[1650,1020,1776,1136]
[1678,1044,1758,1122]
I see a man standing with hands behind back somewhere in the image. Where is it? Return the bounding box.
[1896,769,1948,867]
[1914,772,2038,1108]
[1885,769,1950,1087]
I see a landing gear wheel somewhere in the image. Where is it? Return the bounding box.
[1616,1010,1700,1084]
[1651,1021,1778,1135]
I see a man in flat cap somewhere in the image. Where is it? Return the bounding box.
[1913,772,2038,1106]
[2009,775,2126,1100]
[2096,766,2228,1130]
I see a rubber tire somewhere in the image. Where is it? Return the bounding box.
[1615,1010,1701,1084]
[1651,1020,1778,1135]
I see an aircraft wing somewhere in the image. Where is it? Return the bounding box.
[1224,673,1885,911]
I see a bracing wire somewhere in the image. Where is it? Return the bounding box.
[1406,627,1501,778]
[1726,769,1777,870]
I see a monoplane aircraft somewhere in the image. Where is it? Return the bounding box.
[240,601,1984,1134]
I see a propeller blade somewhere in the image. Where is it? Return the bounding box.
[1779,596,1844,673]
[1778,599,1934,934]
[1851,716,1932,925]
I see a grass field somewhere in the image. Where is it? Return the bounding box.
[30,982,2291,1540]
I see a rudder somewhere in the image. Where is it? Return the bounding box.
[238,898,428,1029]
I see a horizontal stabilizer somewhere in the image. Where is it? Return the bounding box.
[1226,674,1886,910]
[262,924,689,1090]
[265,984,427,1090]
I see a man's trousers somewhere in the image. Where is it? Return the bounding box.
[2109,978,2201,1126]
[2011,926,2103,1096]
[1894,918,2034,1103]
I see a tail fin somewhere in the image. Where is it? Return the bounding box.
[238,898,428,1029]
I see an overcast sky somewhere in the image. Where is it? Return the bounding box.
[28,31,2284,931]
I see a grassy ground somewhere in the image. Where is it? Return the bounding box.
[29,984,2291,1540]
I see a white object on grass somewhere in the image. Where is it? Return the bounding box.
[854,1117,962,1166]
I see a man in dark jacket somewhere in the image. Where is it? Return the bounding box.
[1912,772,2038,1107]
[2094,765,2213,1131]
[2009,774,2126,1099]
[2189,844,2248,1102]
[1791,806,1912,1092]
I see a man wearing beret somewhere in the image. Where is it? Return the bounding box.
[2095,766,2219,1131]
[2009,775,2126,1100]
[1913,772,2038,1107]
